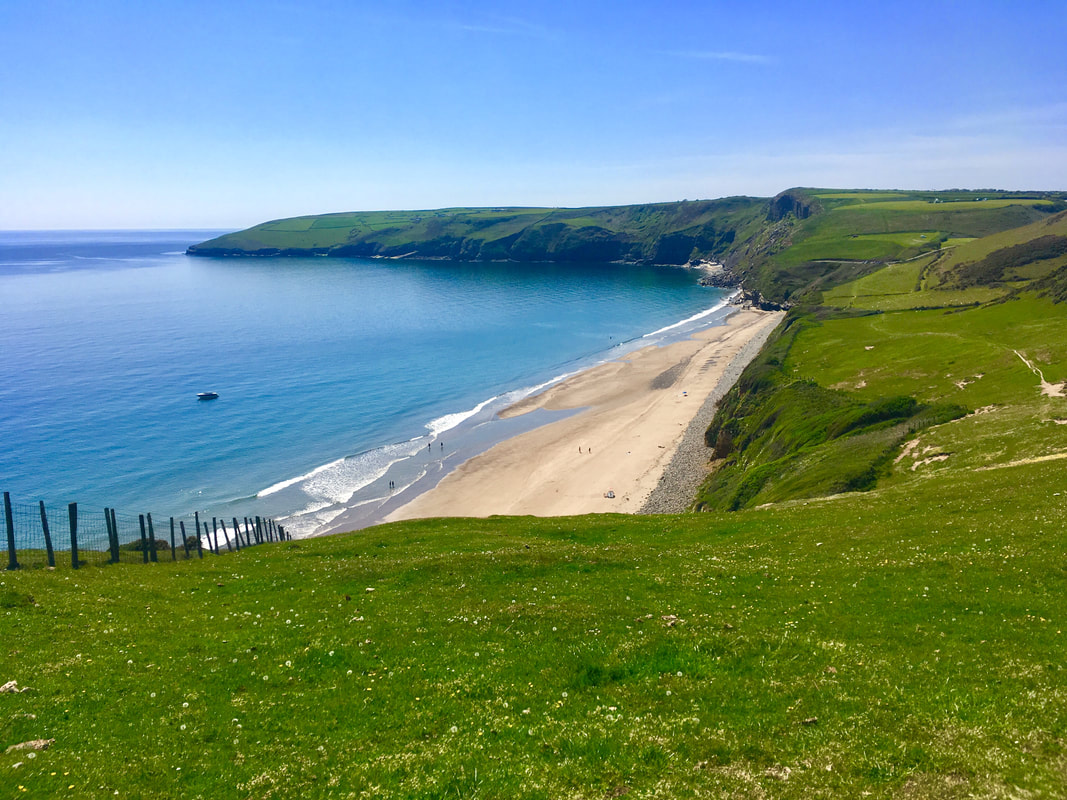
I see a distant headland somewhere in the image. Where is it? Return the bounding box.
[189,188,1067,306]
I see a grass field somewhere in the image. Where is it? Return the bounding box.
[2,458,1065,798]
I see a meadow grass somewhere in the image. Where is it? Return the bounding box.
[777,231,943,267]
[2,459,1065,798]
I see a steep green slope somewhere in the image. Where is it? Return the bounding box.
[188,198,769,265]
[698,213,1067,512]
[730,189,1067,303]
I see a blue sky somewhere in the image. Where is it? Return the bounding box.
[2,0,1066,229]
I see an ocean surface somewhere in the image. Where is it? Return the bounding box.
[0,230,732,536]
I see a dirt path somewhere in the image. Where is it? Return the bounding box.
[1014,350,1066,398]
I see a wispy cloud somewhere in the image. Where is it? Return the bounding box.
[665,50,772,65]
[446,15,556,40]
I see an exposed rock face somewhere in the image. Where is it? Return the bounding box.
[736,287,791,311]
[767,190,819,222]
[695,261,740,288]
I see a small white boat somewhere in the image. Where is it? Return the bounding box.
[197,391,219,401]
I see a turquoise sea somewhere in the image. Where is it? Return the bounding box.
[0,230,732,535]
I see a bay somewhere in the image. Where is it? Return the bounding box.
[0,230,731,535]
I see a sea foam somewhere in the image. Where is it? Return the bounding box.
[643,294,738,339]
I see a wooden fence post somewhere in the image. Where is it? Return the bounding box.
[180,520,190,558]
[194,512,203,558]
[211,518,220,555]
[39,502,55,568]
[147,513,158,563]
[138,515,149,564]
[4,492,18,571]
[232,517,242,551]
[255,516,263,544]
[105,508,118,563]
[109,509,119,561]
[169,518,177,561]
[69,502,79,569]
[220,519,233,552]
[244,517,252,547]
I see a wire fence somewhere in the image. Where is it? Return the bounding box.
[3,491,289,570]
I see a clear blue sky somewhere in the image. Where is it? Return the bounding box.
[2,0,1066,229]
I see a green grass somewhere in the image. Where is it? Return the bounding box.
[10,194,1067,797]
[809,191,911,201]
[834,199,1055,212]
[821,255,1009,311]
[736,190,1067,303]
[2,463,1066,798]
[188,199,771,265]
[790,296,1067,407]
[778,231,943,267]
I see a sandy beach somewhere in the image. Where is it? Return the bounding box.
[385,307,784,522]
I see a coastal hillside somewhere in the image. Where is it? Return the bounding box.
[187,198,768,264]
[696,208,1067,512]
[727,189,1067,303]
[4,194,1065,798]
[189,189,1067,308]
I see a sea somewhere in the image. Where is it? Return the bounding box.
[0,230,733,536]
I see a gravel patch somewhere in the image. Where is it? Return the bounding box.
[639,315,781,514]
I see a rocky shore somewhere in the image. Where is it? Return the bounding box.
[638,312,782,514]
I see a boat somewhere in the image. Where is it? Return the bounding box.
[197,392,219,401]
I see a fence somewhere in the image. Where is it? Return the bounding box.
[3,491,289,570]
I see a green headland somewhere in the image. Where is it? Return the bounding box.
[5,188,1067,797]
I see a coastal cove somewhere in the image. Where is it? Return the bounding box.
[0,231,735,536]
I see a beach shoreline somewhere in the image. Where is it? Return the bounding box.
[381,307,784,523]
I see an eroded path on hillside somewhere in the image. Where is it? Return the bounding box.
[1014,350,1066,397]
